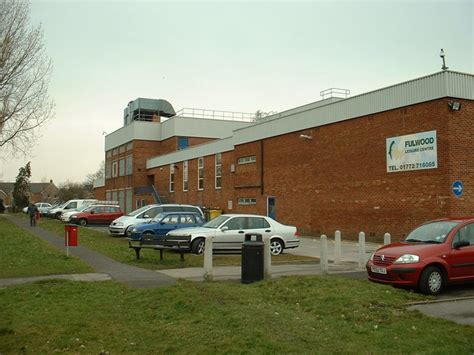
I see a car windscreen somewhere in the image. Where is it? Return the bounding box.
[405,221,460,244]
[202,215,230,228]
[127,205,153,217]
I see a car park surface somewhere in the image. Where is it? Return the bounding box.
[367,217,474,295]
[109,204,205,236]
[167,214,299,256]
[129,212,205,241]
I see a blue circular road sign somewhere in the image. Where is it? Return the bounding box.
[452,181,464,198]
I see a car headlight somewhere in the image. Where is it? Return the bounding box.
[394,254,420,264]
[114,222,124,226]
[369,252,375,261]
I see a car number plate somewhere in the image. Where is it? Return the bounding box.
[371,265,387,275]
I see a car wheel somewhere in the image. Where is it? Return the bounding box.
[79,219,87,227]
[55,212,61,219]
[124,226,132,237]
[191,238,205,255]
[419,266,444,295]
[270,238,284,256]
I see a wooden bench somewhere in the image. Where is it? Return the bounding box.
[128,234,192,262]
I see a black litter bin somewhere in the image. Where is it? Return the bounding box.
[241,233,264,284]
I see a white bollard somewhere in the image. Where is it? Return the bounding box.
[334,230,342,264]
[203,236,213,282]
[358,232,366,269]
[384,233,391,245]
[263,235,272,279]
[320,235,328,274]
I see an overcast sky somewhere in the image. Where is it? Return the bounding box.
[0,0,472,184]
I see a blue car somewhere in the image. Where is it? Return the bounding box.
[129,211,205,241]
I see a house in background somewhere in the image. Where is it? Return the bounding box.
[0,180,59,206]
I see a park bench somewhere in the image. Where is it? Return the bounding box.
[128,234,192,262]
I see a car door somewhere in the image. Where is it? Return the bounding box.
[213,216,247,251]
[449,223,474,280]
[247,217,273,241]
[89,206,104,224]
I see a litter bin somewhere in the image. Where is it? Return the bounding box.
[241,233,264,284]
[64,224,78,247]
[209,209,222,220]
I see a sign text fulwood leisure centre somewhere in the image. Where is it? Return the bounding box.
[386,130,438,173]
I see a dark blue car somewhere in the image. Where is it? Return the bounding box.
[129,211,205,241]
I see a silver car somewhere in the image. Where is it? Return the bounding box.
[166,214,299,256]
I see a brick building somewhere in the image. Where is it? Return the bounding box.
[99,71,474,241]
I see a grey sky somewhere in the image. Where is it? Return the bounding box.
[0,0,472,184]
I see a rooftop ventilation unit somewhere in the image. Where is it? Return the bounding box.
[123,98,176,126]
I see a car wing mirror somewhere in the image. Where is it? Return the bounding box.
[453,240,470,249]
[221,226,229,232]
[90,211,95,214]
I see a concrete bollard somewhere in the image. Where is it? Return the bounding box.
[203,236,213,282]
[384,233,391,245]
[358,232,366,269]
[263,235,272,279]
[334,230,342,264]
[320,234,328,274]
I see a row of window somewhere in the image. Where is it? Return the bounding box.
[105,188,133,213]
[106,156,133,178]
[169,153,254,192]
[106,142,133,159]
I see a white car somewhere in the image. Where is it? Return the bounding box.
[167,214,300,256]
[22,202,52,215]
[109,204,205,236]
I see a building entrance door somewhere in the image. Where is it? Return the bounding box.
[267,196,276,220]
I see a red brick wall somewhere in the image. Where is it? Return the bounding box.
[158,98,474,242]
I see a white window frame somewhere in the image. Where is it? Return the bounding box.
[183,161,188,192]
[112,161,118,178]
[215,153,222,189]
[197,157,204,191]
[238,197,257,205]
[170,164,175,192]
[237,155,256,165]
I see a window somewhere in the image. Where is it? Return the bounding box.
[119,145,126,154]
[106,190,112,201]
[162,214,180,224]
[105,162,112,179]
[215,153,222,189]
[198,157,204,190]
[248,217,271,229]
[112,161,118,178]
[119,159,125,176]
[178,137,189,150]
[126,141,134,151]
[453,223,474,246]
[223,217,246,230]
[111,190,118,203]
[125,188,133,214]
[237,155,256,165]
[170,164,175,192]
[106,150,112,158]
[183,161,188,191]
[126,155,133,175]
[238,198,257,205]
[181,214,197,224]
[118,189,125,211]
[112,148,119,156]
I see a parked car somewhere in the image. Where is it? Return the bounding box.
[109,204,205,236]
[129,212,205,241]
[166,214,300,256]
[69,205,123,226]
[22,202,52,215]
[49,199,98,219]
[60,201,119,222]
[367,217,474,295]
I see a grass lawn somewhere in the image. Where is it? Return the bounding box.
[0,216,93,278]
[1,277,474,353]
[31,216,317,270]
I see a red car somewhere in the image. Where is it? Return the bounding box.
[69,205,123,226]
[367,217,474,295]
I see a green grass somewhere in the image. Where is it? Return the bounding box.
[1,277,473,353]
[33,216,317,270]
[0,216,93,278]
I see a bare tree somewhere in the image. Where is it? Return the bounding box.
[0,0,54,155]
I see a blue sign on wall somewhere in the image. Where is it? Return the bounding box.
[452,181,464,198]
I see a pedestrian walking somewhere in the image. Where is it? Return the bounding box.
[27,203,39,227]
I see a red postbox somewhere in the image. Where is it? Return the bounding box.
[64,224,78,247]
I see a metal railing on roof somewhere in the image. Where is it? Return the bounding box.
[174,108,256,122]
[320,88,350,99]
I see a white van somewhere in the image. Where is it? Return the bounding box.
[49,199,98,219]
[109,204,205,236]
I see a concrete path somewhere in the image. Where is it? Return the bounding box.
[409,299,474,326]
[4,215,176,288]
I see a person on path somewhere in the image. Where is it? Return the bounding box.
[27,203,39,227]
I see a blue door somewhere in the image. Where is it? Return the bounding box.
[267,197,276,220]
